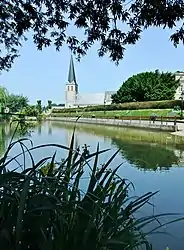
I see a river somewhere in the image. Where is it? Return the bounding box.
[1,121,184,249]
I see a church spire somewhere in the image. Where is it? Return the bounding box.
[68,55,77,84]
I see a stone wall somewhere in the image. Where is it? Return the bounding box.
[46,117,178,132]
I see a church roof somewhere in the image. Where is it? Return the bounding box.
[104,91,116,102]
[76,93,105,105]
[68,55,77,84]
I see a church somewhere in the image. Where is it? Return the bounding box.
[64,56,184,108]
[65,55,116,108]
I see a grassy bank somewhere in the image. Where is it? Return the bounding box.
[51,109,177,118]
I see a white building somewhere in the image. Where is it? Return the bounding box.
[174,71,184,100]
[65,56,116,108]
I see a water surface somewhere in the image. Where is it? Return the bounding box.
[1,121,184,249]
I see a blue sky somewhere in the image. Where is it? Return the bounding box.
[0,26,184,105]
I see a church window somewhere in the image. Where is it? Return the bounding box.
[71,86,74,91]
[68,86,70,91]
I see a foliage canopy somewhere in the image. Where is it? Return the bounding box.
[6,94,29,112]
[1,0,184,71]
[0,86,8,107]
[21,105,39,117]
[48,100,52,109]
[37,100,42,114]
[112,71,180,103]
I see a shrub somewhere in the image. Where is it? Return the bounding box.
[21,105,39,117]
[52,100,182,114]
[173,105,181,111]
[0,128,175,250]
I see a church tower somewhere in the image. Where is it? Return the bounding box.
[65,55,78,108]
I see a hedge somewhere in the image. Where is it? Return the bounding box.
[52,100,182,113]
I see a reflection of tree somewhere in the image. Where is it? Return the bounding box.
[0,123,31,157]
[48,127,52,135]
[111,138,179,171]
[48,122,52,135]
[38,125,42,135]
[51,122,183,171]
[0,125,7,156]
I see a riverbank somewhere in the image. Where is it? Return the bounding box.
[46,116,178,132]
[51,121,184,147]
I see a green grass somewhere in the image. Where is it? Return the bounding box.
[51,109,175,118]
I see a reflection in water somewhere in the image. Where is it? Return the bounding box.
[0,123,12,156]
[38,125,42,135]
[48,121,52,135]
[1,121,184,249]
[0,126,6,156]
[48,122,184,249]
[48,127,52,135]
[0,123,38,157]
[111,139,179,171]
[51,121,184,172]
[65,130,79,149]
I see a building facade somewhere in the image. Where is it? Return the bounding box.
[65,56,116,108]
[174,71,184,100]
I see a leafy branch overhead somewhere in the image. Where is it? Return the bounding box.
[1,0,184,71]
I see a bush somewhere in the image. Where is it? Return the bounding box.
[173,105,181,111]
[52,100,182,114]
[0,129,174,250]
[21,105,39,117]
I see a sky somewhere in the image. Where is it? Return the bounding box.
[0,26,184,105]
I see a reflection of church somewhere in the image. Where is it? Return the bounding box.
[65,55,116,108]
[65,130,79,149]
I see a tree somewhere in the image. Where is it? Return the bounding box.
[47,100,52,109]
[6,94,29,113]
[0,87,8,108]
[112,70,180,103]
[22,105,39,117]
[37,100,42,114]
[1,0,184,71]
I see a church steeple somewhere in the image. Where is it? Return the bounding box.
[68,55,77,84]
[65,54,78,108]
